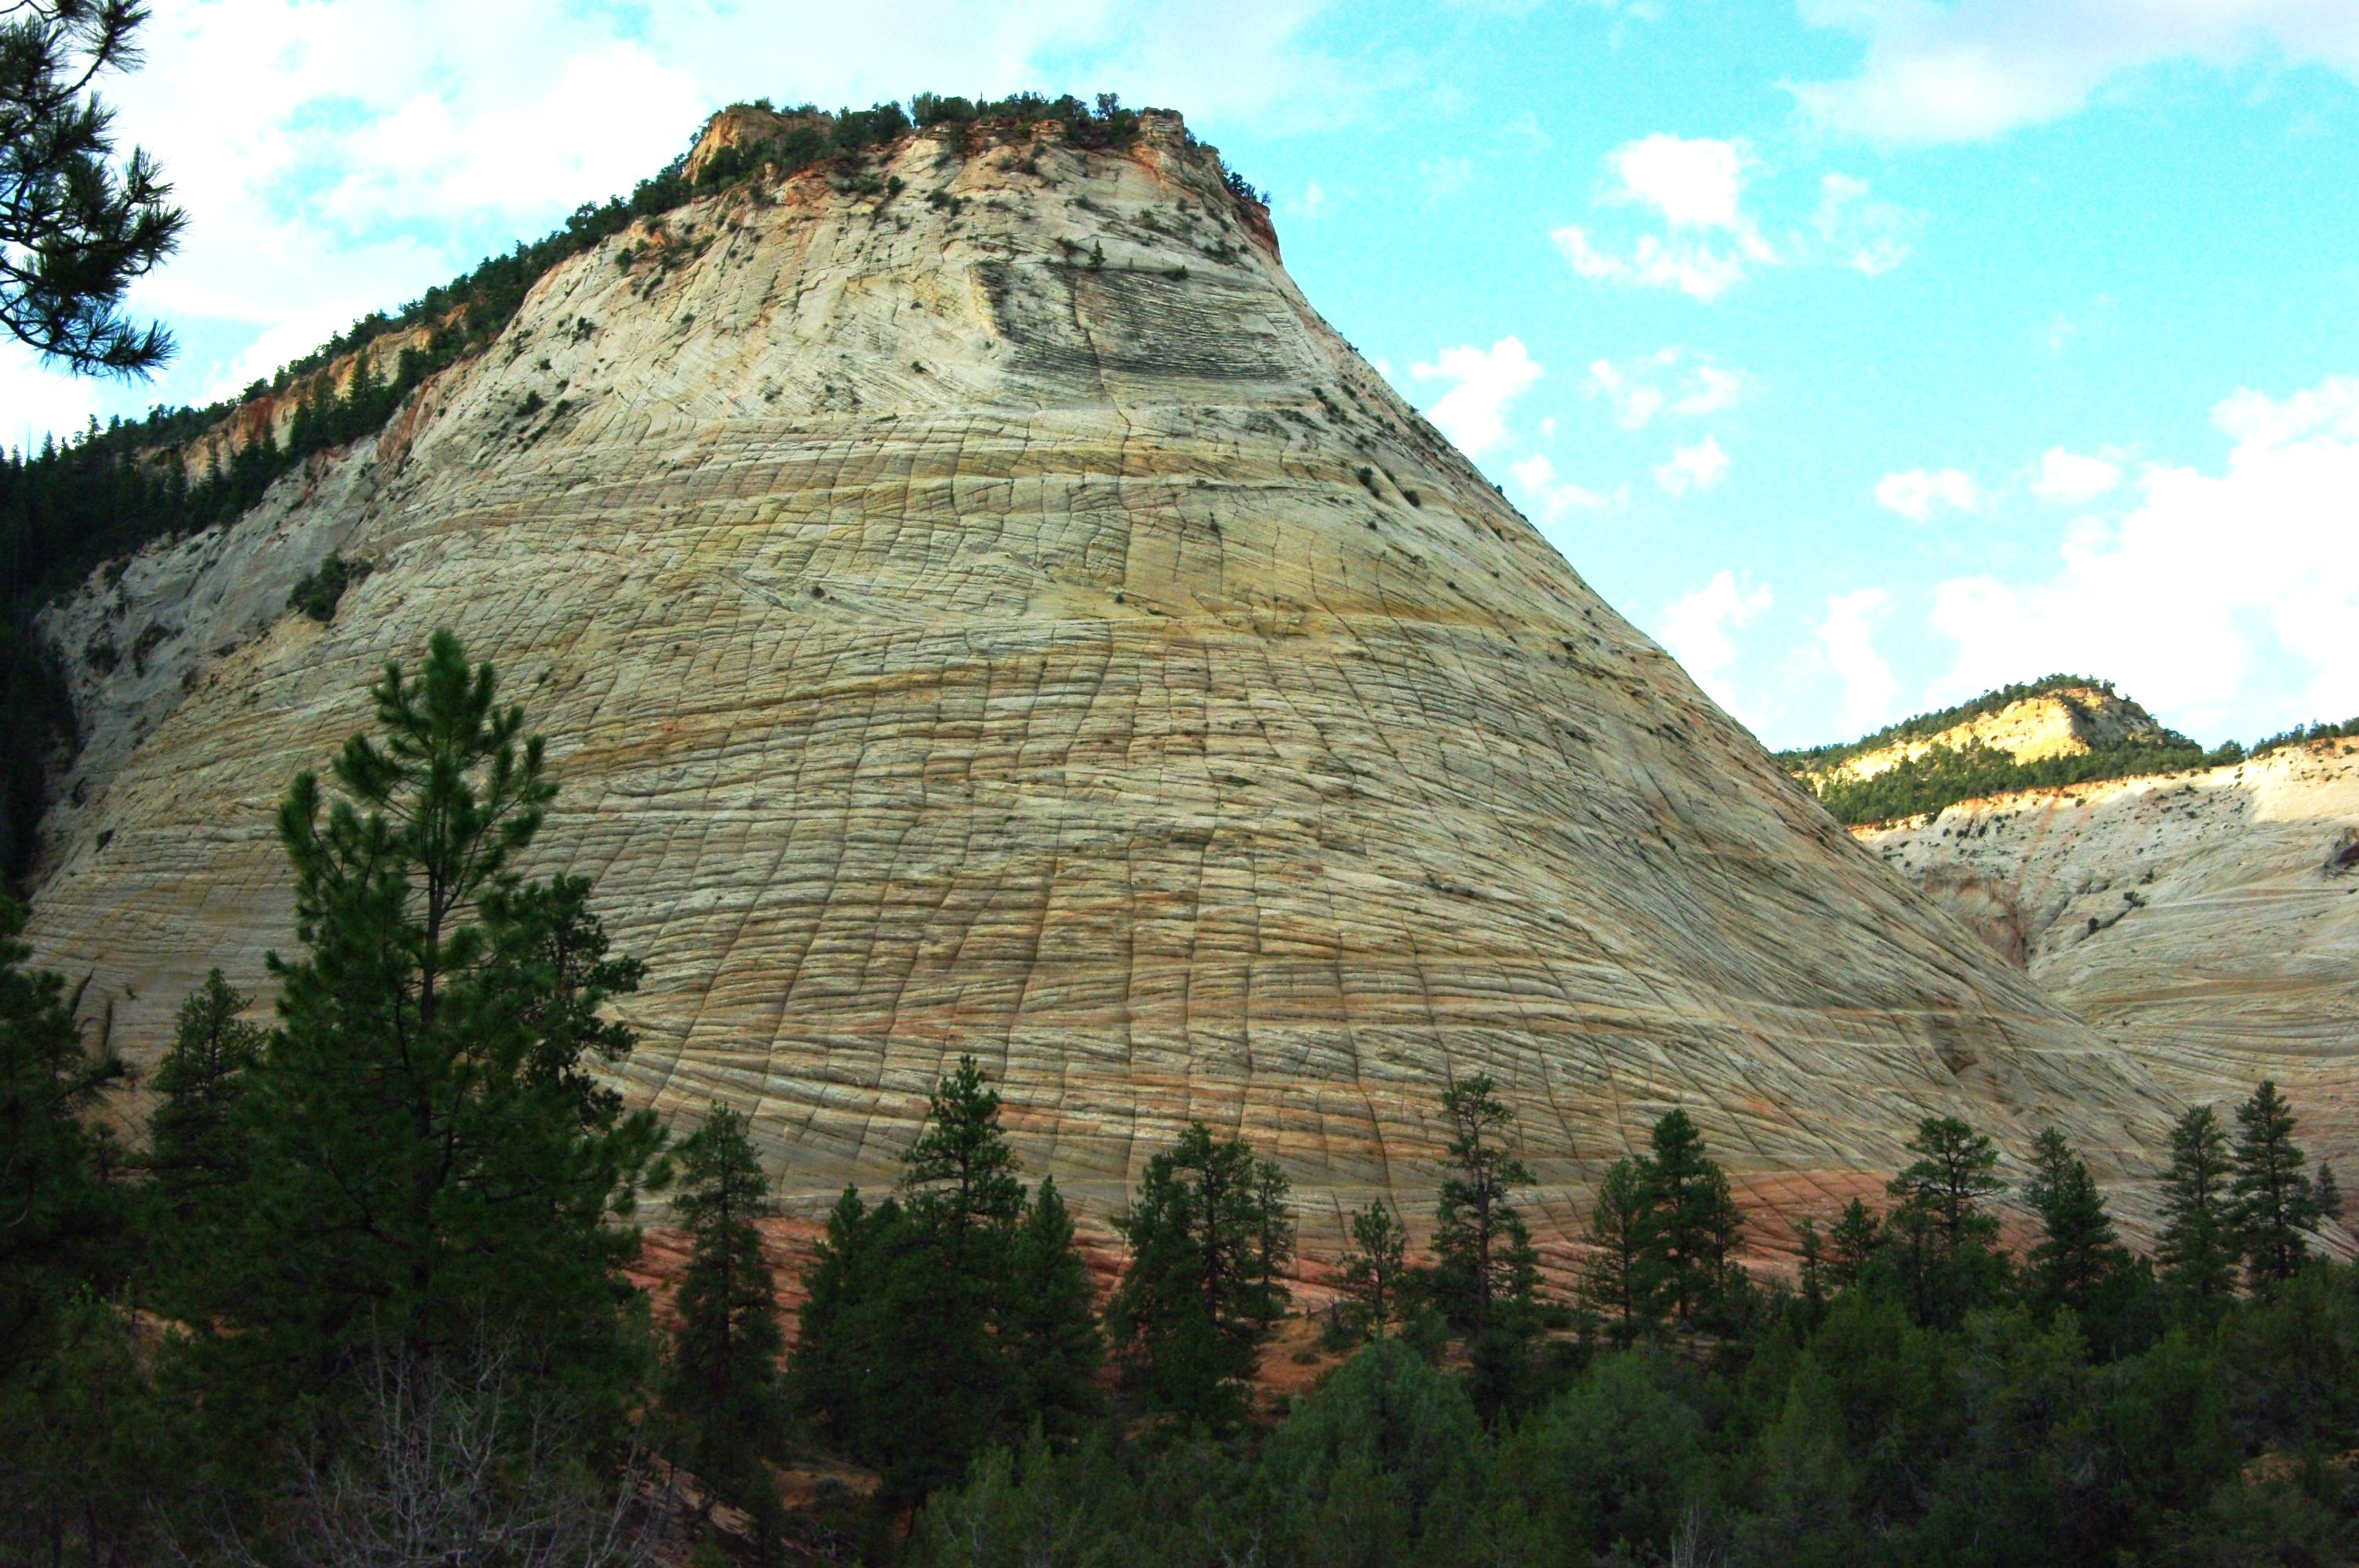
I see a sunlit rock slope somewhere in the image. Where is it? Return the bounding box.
[1860,739,2359,1178]
[24,109,2183,1249]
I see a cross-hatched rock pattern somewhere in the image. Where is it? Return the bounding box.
[1859,742,2359,1183]
[25,111,2186,1247]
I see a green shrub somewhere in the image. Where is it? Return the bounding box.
[285,554,373,624]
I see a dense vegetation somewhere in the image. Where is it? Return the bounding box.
[0,89,1219,891]
[1777,674,2357,826]
[2,636,2355,1563]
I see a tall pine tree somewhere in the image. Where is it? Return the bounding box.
[147,971,264,1223]
[2159,1105,2237,1308]
[1336,1201,1408,1342]
[0,896,127,1382]
[216,631,663,1403]
[1637,1109,1745,1331]
[1826,1198,1881,1295]
[1004,1175,1104,1446]
[2022,1127,2122,1319]
[661,1105,783,1511]
[1576,1156,1654,1343]
[1432,1074,1539,1337]
[2231,1080,2318,1289]
[1885,1116,2007,1326]
[790,1058,1101,1497]
[1106,1121,1292,1428]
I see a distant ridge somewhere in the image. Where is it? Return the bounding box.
[1779,677,2233,827]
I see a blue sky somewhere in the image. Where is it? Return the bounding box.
[12,0,2359,751]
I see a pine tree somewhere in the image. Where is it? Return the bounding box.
[900,1054,1023,1263]
[1251,1157,1295,1332]
[1336,1200,1408,1341]
[2231,1080,2319,1288]
[1826,1198,1881,1294]
[661,1105,783,1507]
[221,632,663,1396]
[787,1185,891,1456]
[0,896,127,1382]
[2158,1104,2237,1308]
[1576,1156,1654,1343]
[147,969,264,1226]
[1794,1218,1827,1321]
[1432,1074,1539,1336]
[1888,1116,2005,1253]
[1004,1175,1103,1446]
[791,1061,1102,1495]
[2314,1163,2342,1224]
[1636,1109,1744,1330]
[1106,1122,1292,1427]
[2022,1127,2121,1318]
[1885,1116,2006,1325]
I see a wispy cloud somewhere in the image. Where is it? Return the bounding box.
[1412,338,1544,456]
[1655,435,1731,495]
[1931,375,2359,738]
[1510,453,1620,520]
[1819,587,1898,731]
[1874,467,1979,522]
[2030,448,2121,504]
[1793,0,2359,144]
[1551,134,1772,303]
[1585,349,1749,430]
[1659,568,1772,712]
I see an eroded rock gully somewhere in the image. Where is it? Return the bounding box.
[25,112,2182,1253]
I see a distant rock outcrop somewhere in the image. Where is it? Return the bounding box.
[1808,684,2172,789]
[23,108,2181,1254]
[1860,739,2359,1183]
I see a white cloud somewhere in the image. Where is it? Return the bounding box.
[2030,447,2122,504]
[1412,338,1544,456]
[1819,587,1899,731]
[1295,182,1329,220]
[1655,435,1731,495]
[1606,135,1768,246]
[1874,466,1980,522]
[1550,134,1772,303]
[1659,569,1772,705]
[1794,0,2359,145]
[1810,173,1921,276]
[1929,374,2359,739]
[1510,453,1619,520]
[1554,225,1750,303]
[7,0,1354,432]
[1584,350,1750,430]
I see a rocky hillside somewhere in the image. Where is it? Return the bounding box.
[1859,736,2359,1179]
[1808,683,2171,786]
[21,107,2181,1251]
[1781,677,2216,827]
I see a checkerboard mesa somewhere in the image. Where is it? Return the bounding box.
[22,100,2181,1254]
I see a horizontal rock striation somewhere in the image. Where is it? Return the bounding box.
[27,111,2181,1249]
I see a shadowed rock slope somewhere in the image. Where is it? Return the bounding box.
[24,110,2181,1247]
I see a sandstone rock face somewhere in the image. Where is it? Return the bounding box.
[1860,741,2359,1178]
[25,112,2182,1250]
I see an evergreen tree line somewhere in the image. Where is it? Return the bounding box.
[900,1094,2359,1568]
[6,633,2357,1566]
